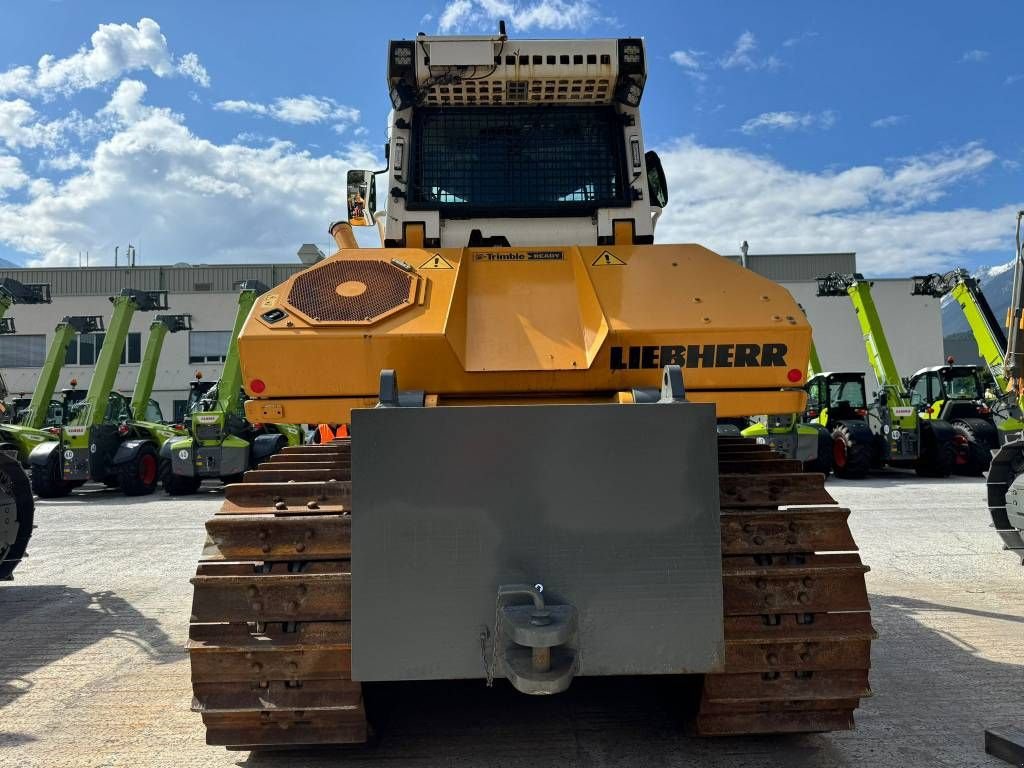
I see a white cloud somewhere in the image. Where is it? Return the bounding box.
[653,139,1014,276]
[720,30,780,71]
[438,0,604,33]
[175,52,210,88]
[214,95,360,126]
[0,99,68,150]
[670,50,706,82]
[1006,74,1024,86]
[960,49,989,63]
[0,155,28,194]
[0,81,379,267]
[39,151,86,172]
[782,31,818,48]
[98,79,150,124]
[870,114,907,129]
[0,18,210,98]
[740,110,835,134]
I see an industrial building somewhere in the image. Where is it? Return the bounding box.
[0,249,944,417]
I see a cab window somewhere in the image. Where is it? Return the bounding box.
[910,376,930,407]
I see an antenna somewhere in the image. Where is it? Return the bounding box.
[498,19,507,38]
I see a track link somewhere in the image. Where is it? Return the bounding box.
[696,435,875,735]
[188,434,874,748]
[188,438,367,748]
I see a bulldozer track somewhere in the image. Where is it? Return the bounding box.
[697,434,874,736]
[188,434,873,749]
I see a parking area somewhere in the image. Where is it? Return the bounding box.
[1,472,1022,768]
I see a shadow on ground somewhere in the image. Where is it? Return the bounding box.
[223,593,1022,768]
[0,585,177,708]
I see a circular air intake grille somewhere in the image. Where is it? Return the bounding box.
[286,260,417,324]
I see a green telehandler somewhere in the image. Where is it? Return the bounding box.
[817,272,962,476]
[0,315,105,462]
[910,270,1024,473]
[28,289,172,497]
[161,281,300,494]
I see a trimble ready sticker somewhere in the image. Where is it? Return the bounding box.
[892,407,915,417]
[195,414,219,424]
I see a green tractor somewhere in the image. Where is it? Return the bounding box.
[817,272,963,477]
[161,282,300,494]
[911,270,1024,472]
[742,339,876,478]
[28,289,176,497]
[0,315,105,463]
[0,277,52,422]
[802,370,876,478]
[904,363,1019,475]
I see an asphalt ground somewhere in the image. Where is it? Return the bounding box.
[1,471,1022,768]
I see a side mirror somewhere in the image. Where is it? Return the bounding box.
[644,150,668,208]
[346,170,377,227]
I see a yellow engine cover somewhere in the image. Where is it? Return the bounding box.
[241,244,810,422]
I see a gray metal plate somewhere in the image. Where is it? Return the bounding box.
[351,403,724,681]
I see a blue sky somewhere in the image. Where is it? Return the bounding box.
[0,0,1020,275]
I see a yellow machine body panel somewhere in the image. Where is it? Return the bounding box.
[242,243,808,421]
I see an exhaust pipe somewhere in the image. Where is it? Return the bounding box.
[329,220,359,250]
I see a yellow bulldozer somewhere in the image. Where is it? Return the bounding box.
[187,29,874,749]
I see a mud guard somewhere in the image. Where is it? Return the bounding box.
[27,440,58,470]
[833,419,874,446]
[958,416,999,449]
[251,433,287,465]
[110,439,154,466]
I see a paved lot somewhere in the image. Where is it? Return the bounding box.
[1,471,1022,768]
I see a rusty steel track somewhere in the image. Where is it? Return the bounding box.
[188,438,366,749]
[188,434,873,749]
[697,434,875,735]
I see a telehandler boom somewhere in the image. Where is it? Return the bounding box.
[29,289,170,497]
[817,273,961,475]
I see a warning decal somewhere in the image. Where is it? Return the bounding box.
[592,251,626,266]
[418,254,454,270]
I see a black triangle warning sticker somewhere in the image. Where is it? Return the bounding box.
[418,254,453,270]
[592,251,626,266]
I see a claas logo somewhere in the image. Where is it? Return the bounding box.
[610,343,789,370]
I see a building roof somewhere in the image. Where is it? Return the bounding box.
[0,263,307,296]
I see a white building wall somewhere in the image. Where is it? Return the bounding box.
[784,278,945,392]
[2,292,245,419]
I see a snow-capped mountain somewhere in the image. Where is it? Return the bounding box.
[941,260,1016,338]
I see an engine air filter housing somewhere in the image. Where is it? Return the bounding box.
[284,259,418,325]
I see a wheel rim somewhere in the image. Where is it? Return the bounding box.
[139,454,157,485]
[833,437,847,468]
[953,435,968,465]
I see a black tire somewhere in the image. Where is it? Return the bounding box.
[102,476,120,488]
[160,458,202,495]
[915,426,955,478]
[952,420,992,476]
[803,426,832,476]
[0,453,34,580]
[30,450,72,498]
[118,442,159,496]
[831,423,871,479]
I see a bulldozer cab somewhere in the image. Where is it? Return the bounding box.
[349,34,666,248]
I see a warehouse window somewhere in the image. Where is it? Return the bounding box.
[189,330,231,363]
[66,332,142,366]
[0,334,46,367]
